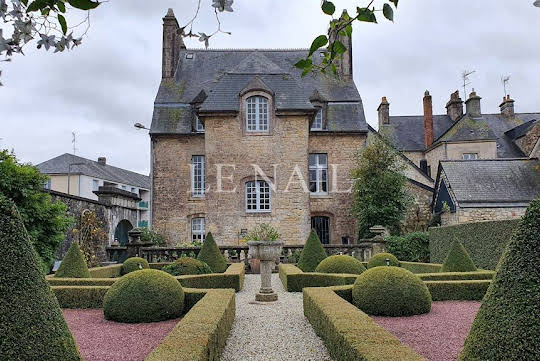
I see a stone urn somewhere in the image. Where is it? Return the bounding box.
[247,240,284,302]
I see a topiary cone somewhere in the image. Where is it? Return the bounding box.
[0,196,81,360]
[197,232,227,273]
[441,239,476,272]
[54,241,91,278]
[297,229,327,272]
[459,199,540,361]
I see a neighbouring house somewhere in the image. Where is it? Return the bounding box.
[37,153,151,229]
[150,9,371,245]
[432,158,540,225]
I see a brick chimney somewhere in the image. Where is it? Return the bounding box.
[465,90,482,118]
[423,91,434,147]
[328,10,352,79]
[377,96,390,128]
[97,157,106,165]
[445,90,463,121]
[162,8,186,79]
[499,94,515,118]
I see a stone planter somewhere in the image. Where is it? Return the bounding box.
[247,240,284,302]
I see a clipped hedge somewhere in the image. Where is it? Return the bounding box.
[146,289,235,361]
[176,263,245,292]
[417,271,495,282]
[52,286,109,308]
[297,229,327,272]
[47,277,116,287]
[315,255,366,275]
[279,264,358,292]
[303,287,425,361]
[429,219,520,270]
[399,261,442,274]
[162,257,212,276]
[122,257,150,274]
[197,232,228,273]
[54,242,90,278]
[88,264,122,278]
[441,240,477,272]
[386,232,430,262]
[425,280,491,301]
[367,252,399,268]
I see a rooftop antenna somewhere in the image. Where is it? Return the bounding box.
[501,75,511,97]
[461,69,476,97]
[72,132,77,155]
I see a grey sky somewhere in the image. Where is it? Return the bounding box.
[1,0,539,175]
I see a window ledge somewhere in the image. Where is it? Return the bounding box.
[244,211,272,217]
[310,194,332,199]
[189,196,205,202]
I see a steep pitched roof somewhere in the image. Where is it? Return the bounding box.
[436,158,540,207]
[37,154,150,189]
[380,115,454,151]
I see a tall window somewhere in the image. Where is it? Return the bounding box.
[245,180,271,212]
[92,179,99,191]
[463,153,478,160]
[191,217,206,242]
[311,108,323,130]
[191,155,205,197]
[246,96,269,132]
[309,154,328,194]
[311,216,330,244]
[195,116,205,132]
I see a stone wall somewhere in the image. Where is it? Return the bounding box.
[515,122,540,157]
[441,206,526,226]
[403,182,433,232]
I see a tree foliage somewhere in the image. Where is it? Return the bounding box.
[54,241,90,278]
[0,150,72,272]
[72,209,107,267]
[351,135,411,238]
[297,229,328,272]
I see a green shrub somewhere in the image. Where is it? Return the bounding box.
[297,229,327,272]
[52,286,109,308]
[399,261,441,273]
[441,240,477,272]
[418,270,495,281]
[367,252,399,268]
[352,266,431,316]
[460,199,540,361]
[88,264,122,278]
[140,227,166,246]
[303,287,425,361]
[0,196,81,360]
[54,242,91,278]
[279,264,358,292]
[197,232,227,273]
[122,256,149,274]
[426,280,491,301]
[315,255,366,274]
[245,223,280,241]
[429,219,520,270]
[103,269,184,323]
[386,232,429,262]
[177,263,244,291]
[48,277,116,287]
[162,257,212,276]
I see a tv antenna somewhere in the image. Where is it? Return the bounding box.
[501,75,511,97]
[461,70,476,97]
[72,132,77,155]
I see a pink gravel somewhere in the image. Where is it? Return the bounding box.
[372,301,481,361]
[63,309,180,361]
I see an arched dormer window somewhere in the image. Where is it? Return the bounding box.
[246,96,269,132]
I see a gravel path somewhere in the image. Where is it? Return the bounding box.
[221,274,332,361]
[373,301,481,361]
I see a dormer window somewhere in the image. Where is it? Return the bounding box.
[246,96,269,132]
[195,116,205,133]
[311,108,323,130]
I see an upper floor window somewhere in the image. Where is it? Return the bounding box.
[195,116,205,133]
[44,179,51,190]
[246,180,271,212]
[463,153,478,160]
[246,96,269,132]
[192,217,206,242]
[92,179,99,191]
[191,155,205,197]
[309,153,328,194]
[311,108,323,130]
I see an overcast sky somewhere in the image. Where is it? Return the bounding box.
[1,0,539,175]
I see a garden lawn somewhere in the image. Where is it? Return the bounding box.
[372,301,480,361]
[63,309,179,361]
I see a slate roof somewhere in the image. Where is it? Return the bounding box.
[437,158,540,206]
[151,48,367,134]
[37,154,150,189]
[380,115,454,151]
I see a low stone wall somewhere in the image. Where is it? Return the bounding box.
[442,206,526,226]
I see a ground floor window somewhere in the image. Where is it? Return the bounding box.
[311,216,330,244]
[245,180,271,212]
[192,217,206,243]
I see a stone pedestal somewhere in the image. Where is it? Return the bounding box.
[247,240,284,302]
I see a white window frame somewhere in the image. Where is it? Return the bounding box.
[195,116,205,133]
[92,179,99,191]
[44,179,51,190]
[191,217,206,242]
[245,180,271,213]
[246,96,269,132]
[463,153,478,160]
[311,108,323,130]
[309,153,328,195]
[191,155,205,197]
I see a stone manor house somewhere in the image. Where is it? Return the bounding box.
[150,9,540,245]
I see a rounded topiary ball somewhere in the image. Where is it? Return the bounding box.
[352,266,432,316]
[367,252,399,268]
[315,255,366,274]
[122,257,149,274]
[103,269,184,323]
[162,257,212,276]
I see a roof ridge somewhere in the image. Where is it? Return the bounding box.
[441,158,533,163]
[55,153,149,178]
[180,48,310,52]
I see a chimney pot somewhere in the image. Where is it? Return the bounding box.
[499,94,515,118]
[328,10,353,78]
[423,91,434,147]
[446,90,463,121]
[465,91,482,118]
[162,8,185,79]
[377,96,390,128]
[98,157,106,165]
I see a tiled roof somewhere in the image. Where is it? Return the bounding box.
[37,153,150,189]
[439,158,540,206]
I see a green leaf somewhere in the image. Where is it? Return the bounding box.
[301,66,312,77]
[390,0,399,8]
[308,35,328,57]
[67,0,100,10]
[321,1,335,16]
[356,7,377,23]
[58,14,67,34]
[331,64,337,75]
[383,3,394,21]
[26,0,45,12]
[57,1,66,13]
[332,40,346,55]
[345,24,353,37]
[294,58,312,69]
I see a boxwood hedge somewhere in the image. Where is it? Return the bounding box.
[279,264,358,292]
[425,280,491,301]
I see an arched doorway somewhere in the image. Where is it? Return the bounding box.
[311,216,330,244]
[114,220,133,246]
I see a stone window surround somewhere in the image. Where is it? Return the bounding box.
[309,102,327,131]
[462,152,478,160]
[191,155,206,198]
[240,175,274,216]
[245,179,272,213]
[309,153,329,195]
[239,90,275,136]
[187,213,206,242]
[310,211,334,243]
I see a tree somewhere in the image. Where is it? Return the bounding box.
[197,232,227,273]
[351,134,411,237]
[73,209,107,267]
[54,241,91,278]
[440,239,476,272]
[297,229,327,272]
[0,150,72,272]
